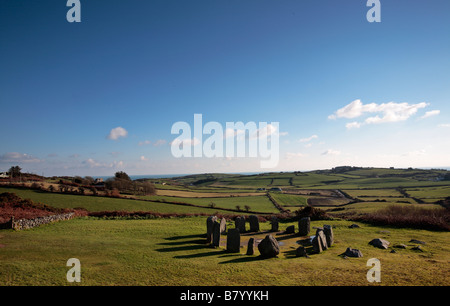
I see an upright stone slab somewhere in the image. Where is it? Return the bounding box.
[316,228,328,250]
[312,229,328,253]
[235,216,246,233]
[226,228,241,253]
[249,215,260,232]
[220,218,227,234]
[323,225,334,247]
[206,216,217,243]
[258,234,280,258]
[246,238,255,255]
[270,216,279,232]
[212,221,221,247]
[298,217,310,236]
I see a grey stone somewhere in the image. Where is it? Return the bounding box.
[246,238,255,255]
[212,221,221,247]
[295,246,307,257]
[220,218,227,234]
[249,215,260,232]
[298,217,310,236]
[323,224,334,247]
[312,229,328,253]
[412,245,424,252]
[270,216,279,232]
[393,244,407,249]
[343,247,363,258]
[206,216,217,243]
[226,228,241,253]
[369,238,390,249]
[284,225,295,234]
[235,216,246,233]
[349,224,360,228]
[258,234,280,258]
[409,239,426,245]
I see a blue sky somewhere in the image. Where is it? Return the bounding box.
[1,0,449,176]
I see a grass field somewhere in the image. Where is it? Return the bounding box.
[1,217,449,286]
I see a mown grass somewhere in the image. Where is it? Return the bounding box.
[0,217,449,286]
[270,193,308,207]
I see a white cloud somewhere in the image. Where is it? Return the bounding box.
[107,127,128,140]
[438,123,450,128]
[322,149,341,156]
[329,99,429,128]
[140,155,148,161]
[170,137,201,147]
[420,110,440,119]
[299,135,318,143]
[346,121,361,129]
[138,140,151,146]
[83,158,124,169]
[285,152,306,160]
[153,139,167,147]
[0,152,41,163]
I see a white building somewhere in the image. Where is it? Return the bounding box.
[0,172,9,178]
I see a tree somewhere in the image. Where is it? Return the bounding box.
[8,166,22,178]
[115,171,131,181]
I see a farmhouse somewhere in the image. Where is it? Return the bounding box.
[0,172,9,178]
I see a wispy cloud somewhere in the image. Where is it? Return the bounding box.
[170,137,201,147]
[420,110,440,119]
[107,127,128,140]
[153,139,167,147]
[329,99,429,129]
[0,152,41,164]
[438,123,450,128]
[322,149,341,156]
[299,135,318,143]
[140,155,148,161]
[138,140,151,146]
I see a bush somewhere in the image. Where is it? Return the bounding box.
[352,205,450,231]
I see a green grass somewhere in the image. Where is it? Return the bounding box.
[270,193,308,207]
[139,194,278,214]
[0,187,242,215]
[1,217,449,285]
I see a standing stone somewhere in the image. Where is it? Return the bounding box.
[249,215,260,232]
[212,221,221,247]
[246,238,255,255]
[312,229,328,253]
[298,217,310,236]
[323,224,334,247]
[206,216,217,243]
[235,216,246,233]
[220,218,227,234]
[226,228,241,253]
[270,216,279,232]
[258,234,280,258]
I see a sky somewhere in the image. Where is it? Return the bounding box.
[1,0,449,176]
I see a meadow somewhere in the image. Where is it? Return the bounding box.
[1,167,449,286]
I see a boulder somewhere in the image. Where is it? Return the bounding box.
[249,215,260,232]
[349,224,360,228]
[226,228,241,253]
[246,238,255,255]
[235,216,246,233]
[312,229,328,253]
[323,224,334,247]
[295,246,307,257]
[298,217,310,236]
[206,216,217,243]
[369,238,390,249]
[343,247,363,258]
[284,225,295,234]
[409,239,426,245]
[258,235,280,258]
